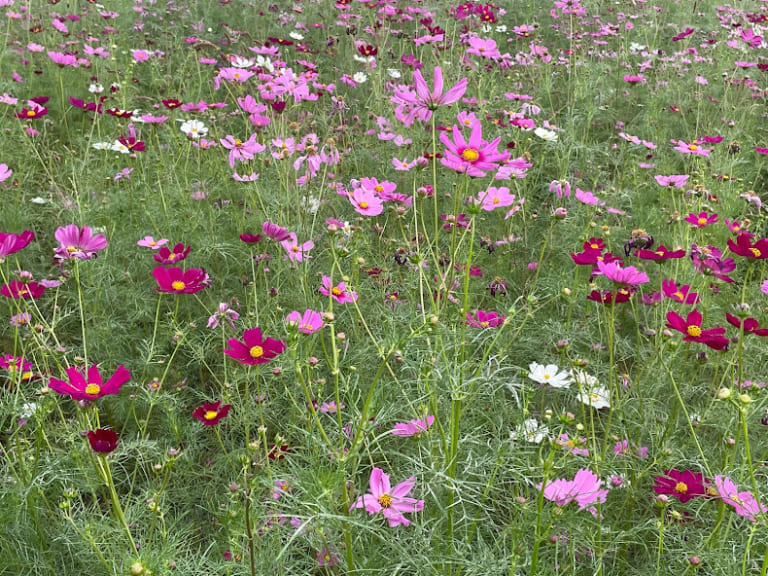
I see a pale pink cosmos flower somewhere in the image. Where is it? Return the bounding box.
[280,233,314,263]
[714,475,766,522]
[54,225,108,261]
[220,134,265,168]
[541,468,608,514]
[207,302,240,330]
[391,65,468,125]
[477,186,516,211]
[465,37,501,59]
[762,280,768,295]
[671,139,711,157]
[137,236,168,249]
[0,163,12,182]
[440,123,510,177]
[349,187,384,216]
[391,416,435,437]
[350,467,424,527]
[654,174,689,188]
[285,309,324,334]
[319,401,344,413]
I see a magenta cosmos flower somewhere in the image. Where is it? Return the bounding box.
[1,280,45,299]
[223,327,286,365]
[665,309,729,350]
[391,416,435,437]
[49,364,131,401]
[0,230,34,258]
[653,469,708,503]
[54,225,108,261]
[685,211,718,229]
[465,310,505,328]
[192,400,232,426]
[391,65,467,124]
[152,266,208,294]
[153,243,190,264]
[727,233,768,260]
[350,467,424,527]
[439,123,510,177]
[319,276,357,304]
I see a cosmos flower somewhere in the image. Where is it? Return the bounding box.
[285,309,324,334]
[714,475,766,522]
[87,428,119,453]
[665,310,729,350]
[727,233,768,260]
[192,400,232,426]
[49,365,131,401]
[153,243,190,264]
[465,310,505,328]
[350,467,424,527]
[527,362,572,388]
[653,470,708,503]
[391,65,467,124]
[391,416,435,437]
[152,266,208,294]
[439,123,510,177]
[53,225,108,261]
[0,230,34,258]
[223,328,286,365]
[319,276,357,304]
[594,260,649,286]
[1,280,45,299]
[542,469,608,512]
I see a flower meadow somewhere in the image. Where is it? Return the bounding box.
[2,0,768,574]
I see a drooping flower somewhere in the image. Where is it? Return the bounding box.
[714,475,766,521]
[391,416,435,437]
[223,328,286,365]
[653,470,708,503]
[53,225,108,261]
[350,467,424,527]
[152,266,208,294]
[725,314,768,336]
[87,428,119,453]
[207,302,240,330]
[665,310,729,350]
[192,400,232,426]
[49,364,131,401]
[527,362,572,388]
[440,123,510,177]
[0,230,35,259]
[262,221,291,242]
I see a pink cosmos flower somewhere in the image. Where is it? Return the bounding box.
[542,468,608,512]
[152,266,208,294]
[49,364,131,401]
[319,276,357,304]
[207,302,240,330]
[280,233,314,262]
[556,433,589,457]
[285,309,324,334]
[465,37,501,59]
[0,163,12,182]
[594,260,649,286]
[350,467,424,527]
[319,401,344,414]
[262,221,291,242]
[662,279,699,305]
[137,236,168,249]
[440,123,510,177]
[671,139,711,157]
[665,309,729,350]
[0,230,34,258]
[714,475,766,522]
[391,416,435,437]
[54,225,108,261]
[465,310,505,328]
[391,65,467,124]
[654,174,689,188]
[153,243,190,264]
[685,211,718,229]
[220,134,265,168]
[477,186,516,211]
[223,328,286,365]
[1,280,45,299]
[349,187,384,216]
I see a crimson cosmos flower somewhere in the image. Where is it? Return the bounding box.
[49,365,131,401]
[586,288,634,304]
[727,233,768,259]
[725,313,768,336]
[653,469,708,503]
[635,245,687,260]
[153,243,191,264]
[223,328,286,365]
[87,428,119,453]
[192,400,231,426]
[152,266,208,294]
[665,309,729,350]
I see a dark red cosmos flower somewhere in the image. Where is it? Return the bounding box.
[636,245,686,260]
[223,328,286,365]
[239,233,262,244]
[653,469,708,503]
[193,400,231,426]
[665,309,729,350]
[0,230,35,258]
[153,243,191,264]
[15,105,48,119]
[87,428,119,453]
[267,444,291,460]
[357,43,377,56]
[161,98,183,109]
[1,280,45,299]
[672,27,694,41]
[152,266,208,294]
[105,108,132,118]
[725,313,768,336]
[727,233,768,260]
[586,288,634,304]
[117,134,145,152]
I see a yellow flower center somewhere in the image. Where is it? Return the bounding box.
[331,287,343,296]
[656,250,664,255]
[234,139,242,147]
[85,383,101,396]
[590,243,599,249]
[27,109,35,117]
[565,439,576,448]
[688,144,698,151]
[697,218,707,226]
[148,241,156,246]
[204,410,218,420]
[492,197,500,204]
[480,321,489,327]
[169,253,177,261]
[249,346,264,358]
[291,245,299,252]
[675,482,688,494]
[543,373,550,380]
[359,201,369,209]
[377,493,393,508]
[171,281,185,291]
[750,248,761,258]
[686,325,702,338]
[66,245,79,254]
[673,291,684,300]
[461,148,480,162]
[374,185,383,192]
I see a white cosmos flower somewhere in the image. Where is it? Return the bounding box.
[289,31,304,40]
[353,71,368,84]
[110,140,130,154]
[578,385,611,410]
[255,55,274,73]
[534,127,558,142]
[89,83,104,94]
[528,362,572,388]
[179,119,208,139]
[230,55,255,68]
[386,68,401,79]
[92,141,113,150]
[510,418,549,444]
